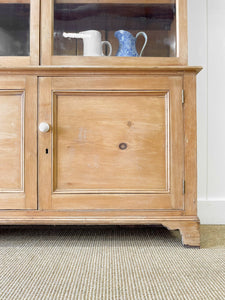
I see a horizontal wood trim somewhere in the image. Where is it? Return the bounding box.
[0,57,30,67]
[0,210,185,217]
[55,0,176,4]
[0,194,26,209]
[0,66,202,76]
[0,216,199,226]
[0,77,26,89]
[52,56,185,67]
[53,190,170,194]
[51,194,173,210]
[51,75,173,90]
[0,0,30,3]
[54,90,167,97]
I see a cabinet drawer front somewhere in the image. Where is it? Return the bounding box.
[39,76,184,210]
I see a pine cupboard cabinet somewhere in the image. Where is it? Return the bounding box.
[0,0,201,247]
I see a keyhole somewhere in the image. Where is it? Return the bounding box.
[45,148,48,154]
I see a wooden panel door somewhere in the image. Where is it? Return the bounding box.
[0,76,37,209]
[38,75,184,211]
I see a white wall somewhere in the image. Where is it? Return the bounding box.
[188,0,225,224]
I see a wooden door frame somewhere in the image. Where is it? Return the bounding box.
[0,0,40,66]
[38,74,184,211]
[41,0,187,66]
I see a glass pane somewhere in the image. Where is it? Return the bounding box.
[0,4,30,56]
[54,1,176,57]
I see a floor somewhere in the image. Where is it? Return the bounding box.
[0,225,224,300]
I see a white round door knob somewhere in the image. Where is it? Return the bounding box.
[39,122,50,133]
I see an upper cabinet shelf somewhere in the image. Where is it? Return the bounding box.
[0,0,188,66]
[0,0,39,66]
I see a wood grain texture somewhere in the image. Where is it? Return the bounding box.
[164,219,200,247]
[0,0,199,247]
[38,77,52,210]
[0,66,202,75]
[176,0,188,64]
[0,210,185,218]
[51,56,186,68]
[41,0,53,65]
[0,58,31,68]
[38,75,184,211]
[183,72,197,216]
[24,76,37,208]
[53,91,168,192]
[0,91,24,191]
[30,0,40,65]
[0,76,37,209]
[0,0,30,3]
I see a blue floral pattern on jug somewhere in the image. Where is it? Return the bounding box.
[114,30,148,57]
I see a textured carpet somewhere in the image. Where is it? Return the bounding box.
[0,225,224,300]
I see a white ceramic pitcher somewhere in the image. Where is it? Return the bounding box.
[63,30,112,56]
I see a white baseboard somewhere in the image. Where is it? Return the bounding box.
[197,200,225,224]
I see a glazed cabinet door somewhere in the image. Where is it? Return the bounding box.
[41,0,187,66]
[0,0,40,66]
[0,76,37,209]
[38,75,184,211]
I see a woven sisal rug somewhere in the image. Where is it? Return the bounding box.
[0,225,224,300]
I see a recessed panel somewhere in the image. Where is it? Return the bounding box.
[53,92,168,192]
[0,92,24,191]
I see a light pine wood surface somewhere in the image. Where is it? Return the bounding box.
[0,76,37,209]
[0,67,201,246]
[0,0,200,247]
[38,75,184,211]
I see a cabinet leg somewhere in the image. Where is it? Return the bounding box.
[179,221,200,248]
[163,219,200,248]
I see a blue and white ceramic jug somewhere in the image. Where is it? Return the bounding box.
[114,30,148,57]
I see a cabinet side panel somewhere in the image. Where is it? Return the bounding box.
[184,72,197,215]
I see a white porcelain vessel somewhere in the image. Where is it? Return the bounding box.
[63,30,112,56]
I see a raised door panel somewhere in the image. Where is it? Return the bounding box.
[0,92,23,190]
[38,76,184,211]
[0,76,37,209]
[53,91,168,192]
